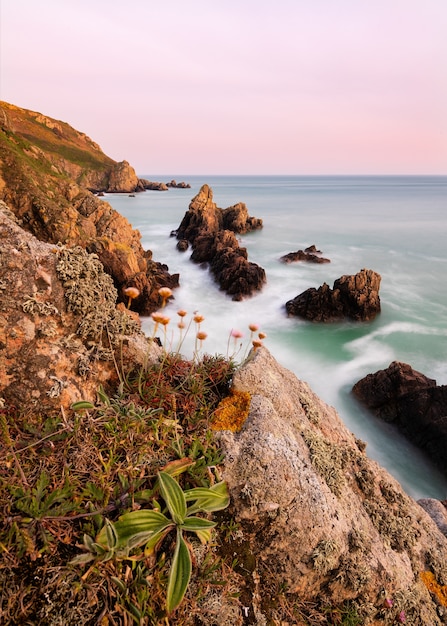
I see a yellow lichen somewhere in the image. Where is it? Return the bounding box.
[420,571,447,607]
[210,390,251,432]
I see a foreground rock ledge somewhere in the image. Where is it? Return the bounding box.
[216,347,447,624]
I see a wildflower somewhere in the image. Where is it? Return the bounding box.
[252,340,263,351]
[397,611,406,623]
[258,332,267,340]
[158,287,173,307]
[248,323,259,332]
[177,321,186,330]
[193,314,205,324]
[160,316,170,326]
[151,313,166,324]
[383,598,394,608]
[123,286,140,309]
[196,331,207,342]
[177,309,187,318]
[231,329,244,339]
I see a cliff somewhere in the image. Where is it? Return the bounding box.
[0,101,178,314]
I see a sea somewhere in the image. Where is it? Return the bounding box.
[105,175,447,501]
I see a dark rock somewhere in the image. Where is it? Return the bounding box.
[166,179,191,188]
[353,361,447,476]
[286,268,381,322]
[175,185,265,299]
[176,239,189,252]
[280,248,330,264]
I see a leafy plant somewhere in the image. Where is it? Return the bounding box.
[71,470,229,614]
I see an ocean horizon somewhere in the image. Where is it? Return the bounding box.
[105,174,447,500]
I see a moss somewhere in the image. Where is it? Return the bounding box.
[302,429,347,495]
[299,391,321,425]
[311,538,340,575]
[363,500,417,552]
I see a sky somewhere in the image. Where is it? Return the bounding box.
[0,0,446,175]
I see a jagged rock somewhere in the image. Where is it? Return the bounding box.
[166,179,191,188]
[0,203,161,412]
[418,499,447,537]
[280,247,330,264]
[215,347,447,624]
[352,361,447,476]
[139,179,169,191]
[286,268,381,321]
[0,101,178,314]
[174,185,265,299]
[106,160,140,193]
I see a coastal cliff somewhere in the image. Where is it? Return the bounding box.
[1,103,447,624]
[0,101,178,314]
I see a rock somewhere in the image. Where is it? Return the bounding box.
[0,202,161,412]
[352,361,447,476]
[106,160,140,193]
[166,179,191,188]
[215,347,447,623]
[286,268,381,321]
[139,179,169,191]
[418,499,447,537]
[280,247,330,263]
[174,185,266,299]
[0,101,178,315]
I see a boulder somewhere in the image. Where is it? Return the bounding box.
[215,347,447,624]
[174,185,266,300]
[139,179,169,191]
[0,202,161,412]
[106,160,140,193]
[352,361,447,476]
[286,268,381,321]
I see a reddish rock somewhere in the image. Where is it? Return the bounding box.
[280,247,330,264]
[286,268,381,322]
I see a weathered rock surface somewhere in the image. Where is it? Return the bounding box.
[174,184,265,300]
[352,361,447,477]
[286,268,381,321]
[216,347,447,624]
[0,203,161,412]
[0,101,178,314]
[280,244,330,264]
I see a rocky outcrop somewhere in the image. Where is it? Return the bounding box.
[166,179,191,188]
[280,244,330,264]
[215,347,447,624]
[174,184,265,300]
[352,361,447,477]
[286,268,381,321]
[0,203,161,412]
[139,179,169,191]
[0,101,179,314]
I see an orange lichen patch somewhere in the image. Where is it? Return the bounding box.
[420,571,447,607]
[211,390,251,433]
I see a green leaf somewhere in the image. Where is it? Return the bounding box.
[71,400,95,411]
[69,552,96,566]
[194,528,213,544]
[158,471,186,525]
[105,519,118,549]
[185,482,230,514]
[160,458,195,477]
[97,510,170,548]
[143,526,173,557]
[166,529,192,614]
[180,517,216,532]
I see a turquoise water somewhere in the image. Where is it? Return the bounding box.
[106,176,447,499]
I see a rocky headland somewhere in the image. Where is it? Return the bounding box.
[0,101,178,314]
[353,361,447,478]
[286,268,382,322]
[173,184,266,300]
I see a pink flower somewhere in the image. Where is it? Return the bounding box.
[231,329,244,339]
[397,611,406,623]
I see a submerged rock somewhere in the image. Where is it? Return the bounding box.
[286,268,381,321]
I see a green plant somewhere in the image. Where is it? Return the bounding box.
[71,470,229,614]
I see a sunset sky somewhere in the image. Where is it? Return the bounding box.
[1,0,446,175]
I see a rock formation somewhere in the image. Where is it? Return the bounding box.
[174,184,265,300]
[286,268,381,321]
[352,361,447,477]
[166,179,191,188]
[215,347,447,624]
[0,202,161,412]
[280,244,330,264]
[0,101,178,314]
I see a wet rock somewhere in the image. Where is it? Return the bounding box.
[286,268,381,321]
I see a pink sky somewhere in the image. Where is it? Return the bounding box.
[1,0,446,175]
